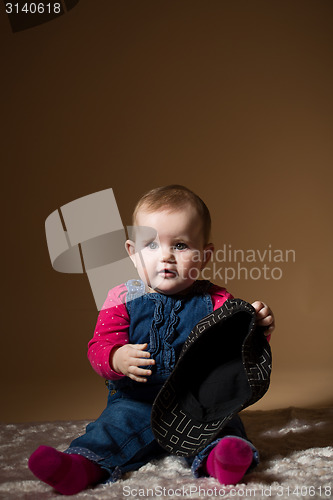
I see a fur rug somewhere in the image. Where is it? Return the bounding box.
[0,407,332,499]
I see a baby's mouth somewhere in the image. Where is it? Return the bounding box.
[158,269,177,278]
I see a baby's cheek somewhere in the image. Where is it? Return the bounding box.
[182,259,203,279]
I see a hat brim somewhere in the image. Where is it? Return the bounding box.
[151,299,271,457]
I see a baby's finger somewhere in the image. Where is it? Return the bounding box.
[133,343,149,351]
[130,356,155,367]
[127,347,150,359]
[251,300,265,313]
[257,314,274,326]
[128,365,152,382]
[130,344,151,358]
[128,373,148,383]
[266,324,275,335]
[254,303,270,317]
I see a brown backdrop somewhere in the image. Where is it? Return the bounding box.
[1,0,332,423]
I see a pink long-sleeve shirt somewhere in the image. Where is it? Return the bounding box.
[87,282,234,380]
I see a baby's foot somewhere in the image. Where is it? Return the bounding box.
[205,437,253,485]
[28,445,105,495]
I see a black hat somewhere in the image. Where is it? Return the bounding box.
[151,298,272,457]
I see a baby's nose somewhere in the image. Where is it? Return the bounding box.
[161,247,175,262]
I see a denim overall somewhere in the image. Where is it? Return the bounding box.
[66,280,258,481]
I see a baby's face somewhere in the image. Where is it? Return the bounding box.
[126,206,213,295]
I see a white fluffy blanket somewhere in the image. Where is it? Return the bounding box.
[0,408,332,499]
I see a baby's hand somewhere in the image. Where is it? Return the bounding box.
[110,343,155,383]
[251,301,275,336]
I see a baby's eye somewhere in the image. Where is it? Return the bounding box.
[147,241,159,250]
[174,242,188,251]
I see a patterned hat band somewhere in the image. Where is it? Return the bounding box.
[151,298,272,457]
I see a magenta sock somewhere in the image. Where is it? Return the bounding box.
[28,445,106,495]
[205,437,253,485]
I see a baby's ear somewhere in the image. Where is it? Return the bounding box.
[202,243,214,268]
[125,240,137,267]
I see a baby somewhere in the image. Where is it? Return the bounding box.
[29,185,275,495]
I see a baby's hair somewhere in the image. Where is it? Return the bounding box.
[133,185,211,244]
